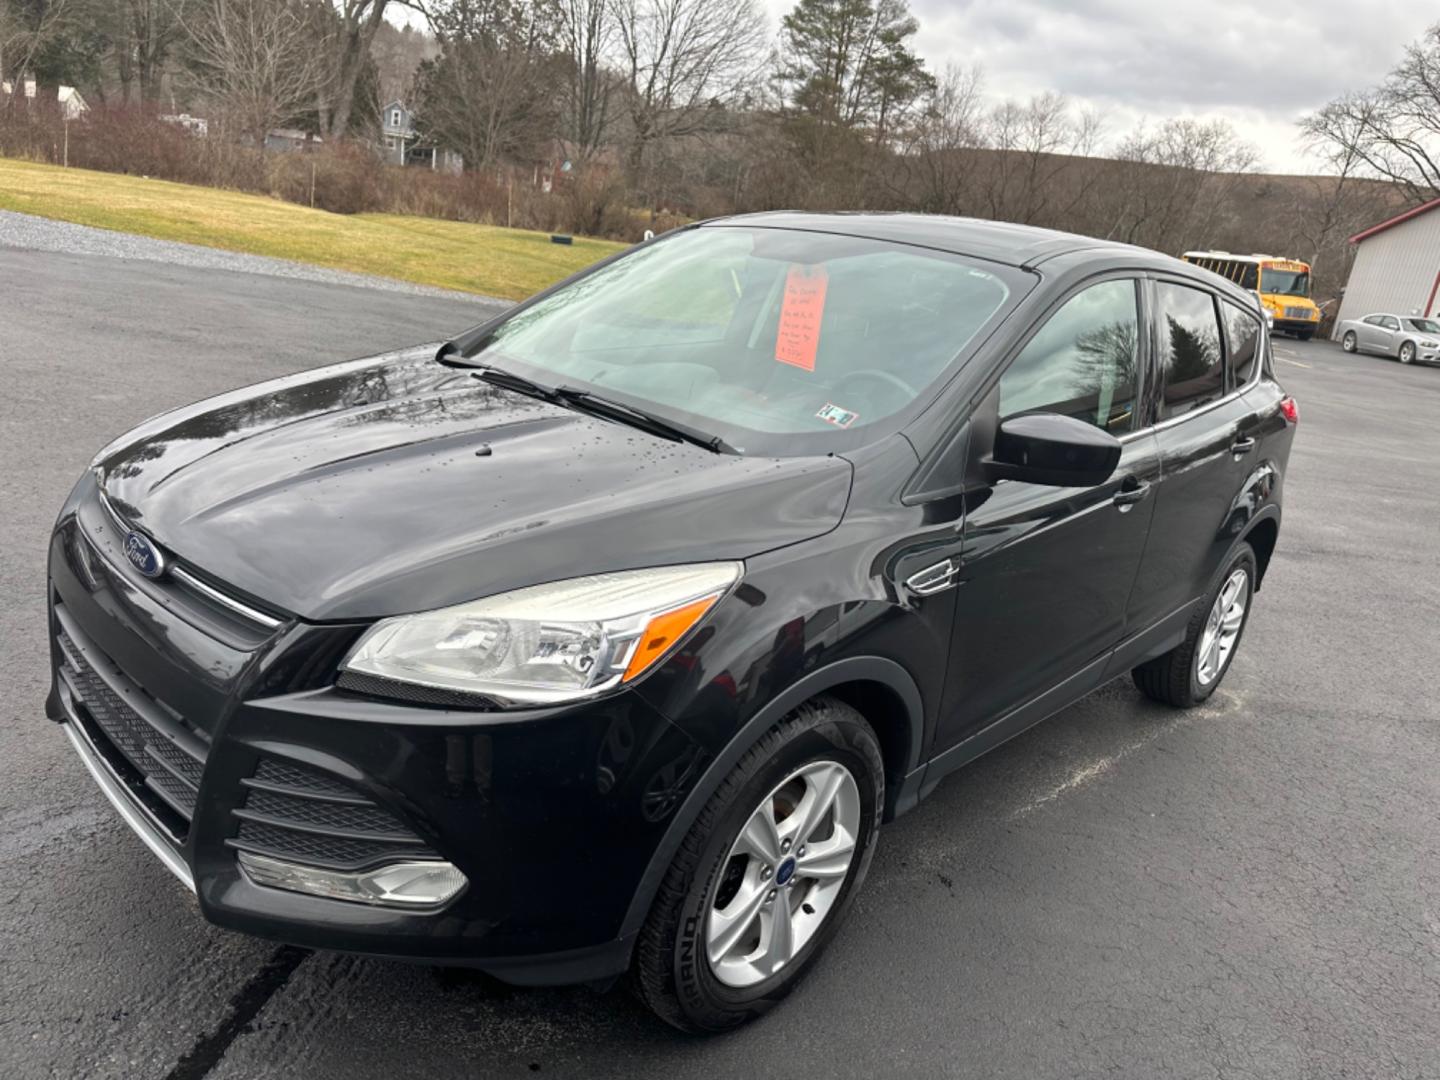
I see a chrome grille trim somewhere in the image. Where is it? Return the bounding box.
[169,566,285,630]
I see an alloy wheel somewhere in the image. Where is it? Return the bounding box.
[1196,567,1248,687]
[706,760,861,988]
[1400,343,1415,364]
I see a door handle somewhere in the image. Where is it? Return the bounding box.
[1112,477,1150,510]
[1230,436,1257,455]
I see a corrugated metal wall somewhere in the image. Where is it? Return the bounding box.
[1332,210,1440,338]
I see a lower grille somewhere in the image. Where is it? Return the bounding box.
[56,612,209,832]
[229,756,437,872]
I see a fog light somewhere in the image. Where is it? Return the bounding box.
[238,852,467,909]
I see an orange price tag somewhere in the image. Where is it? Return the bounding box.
[775,265,828,372]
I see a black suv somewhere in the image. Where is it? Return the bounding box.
[45,214,1295,1032]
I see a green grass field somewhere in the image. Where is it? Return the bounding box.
[0,157,624,300]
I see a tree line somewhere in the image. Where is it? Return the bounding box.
[3,0,1437,294]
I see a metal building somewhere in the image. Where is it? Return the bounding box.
[1332,197,1440,338]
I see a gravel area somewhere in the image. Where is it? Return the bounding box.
[0,209,495,302]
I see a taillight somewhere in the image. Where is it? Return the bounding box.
[1280,396,1299,424]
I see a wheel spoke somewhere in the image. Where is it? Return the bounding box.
[785,765,846,848]
[1221,605,1245,633]
[759,898,795,976]
[707,879,769,964]
[795,831,855,880]
[735,803,782,865]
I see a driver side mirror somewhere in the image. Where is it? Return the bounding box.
[983,412,1121,488]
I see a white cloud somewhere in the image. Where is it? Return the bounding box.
[762,0,1436,173]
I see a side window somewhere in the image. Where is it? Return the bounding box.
[1221,300,1261,389]
[1382,316,1400,331]
[1363,315,1383,326]
[1239,265,1258,289]
[999,279,1139,433]
[1155,282,1225,419]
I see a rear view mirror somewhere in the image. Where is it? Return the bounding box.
[983,413,1121,488]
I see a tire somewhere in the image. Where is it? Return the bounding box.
[1341,331,1357,353]
[633,696,883,1033]
[1132,543,1257,708]
[1399,341,1415,364]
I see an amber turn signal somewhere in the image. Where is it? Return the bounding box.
[623,595,721,681]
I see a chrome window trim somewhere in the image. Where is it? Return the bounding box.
[169,566,285,630]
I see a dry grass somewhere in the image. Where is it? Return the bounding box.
[0,157,624,300]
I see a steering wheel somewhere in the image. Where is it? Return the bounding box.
[831,368,918,402]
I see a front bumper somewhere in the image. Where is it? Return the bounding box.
[46,476,704,985]
[1273,318,1318,335]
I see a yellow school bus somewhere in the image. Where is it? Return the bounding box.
[1181,251,1320,339]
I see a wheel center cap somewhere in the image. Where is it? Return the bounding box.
[775,856,797,886]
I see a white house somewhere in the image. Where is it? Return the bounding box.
[1333,198,1440,335]
[380,99,462,174]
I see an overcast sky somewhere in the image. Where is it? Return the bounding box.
[767,0,1435,173]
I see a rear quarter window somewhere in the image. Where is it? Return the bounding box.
[1155,282,1225,419]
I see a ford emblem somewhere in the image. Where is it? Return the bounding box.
[123,530,166,579]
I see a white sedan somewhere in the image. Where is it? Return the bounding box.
[1337,313,1440,364]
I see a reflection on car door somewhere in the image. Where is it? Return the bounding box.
[935,277,1161,752]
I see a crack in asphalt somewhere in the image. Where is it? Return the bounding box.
[161,946,312,1080]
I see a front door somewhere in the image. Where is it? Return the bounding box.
[935,277,1161,751]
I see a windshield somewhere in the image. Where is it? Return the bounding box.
[466,226,1020,455]
[1403,317,1440,334]
[1260,268,1310,298]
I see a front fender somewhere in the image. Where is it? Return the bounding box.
[618,654,924,942]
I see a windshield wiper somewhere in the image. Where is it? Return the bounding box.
[553,386,736,454]
[469,369,735,453]
[469,367,560,403]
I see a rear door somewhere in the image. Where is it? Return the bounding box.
[1126,279,1266,631]
[935,276,1161,749]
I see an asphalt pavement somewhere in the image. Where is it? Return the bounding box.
[2,233,1437,1080]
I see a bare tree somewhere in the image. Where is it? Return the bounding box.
[413,0,555,168]
[555,0,613,159]
[977,92,1102,225]
[1301,23,1440,204]
[894,63,985,214]
[1102,118,1257,251]
[112,0,191,102]
[318,0,398,139]
[184,0,327,143]
[614,0,767,187]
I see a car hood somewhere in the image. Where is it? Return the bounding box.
[97,348,853,620]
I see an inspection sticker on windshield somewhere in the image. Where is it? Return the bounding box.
[775,265,828,371]
[816,403,859,428]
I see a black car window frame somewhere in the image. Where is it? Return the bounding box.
[964,270,1154,455]
[1143,272,1261,430]
[1150,278,1227,421]
[1220,298,1264,393]
[994,277,1146,437]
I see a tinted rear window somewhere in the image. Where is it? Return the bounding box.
[1155,283,1224,419]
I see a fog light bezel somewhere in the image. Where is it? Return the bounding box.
[237,851,468,910]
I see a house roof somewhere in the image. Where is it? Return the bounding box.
[1348,197,1440,244]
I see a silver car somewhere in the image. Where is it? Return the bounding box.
[1337,313,1440,364]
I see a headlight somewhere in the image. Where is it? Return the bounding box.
[1421,339,1438,348]
[342,562,742,706]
